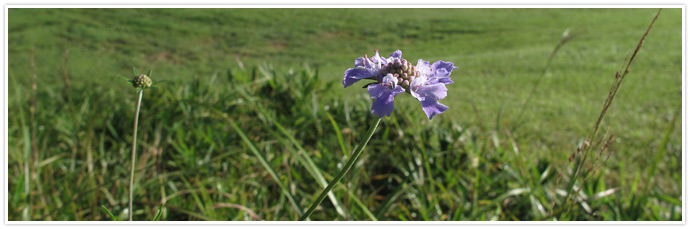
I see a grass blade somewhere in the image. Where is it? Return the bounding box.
[236,90,375,220]
[644,108,678,192]
[326,112,349,158]
[375,183,409,219]
[299,118,381,220]
[270,120,348,218]
[223,114,305,218]
[100,206,118,221]
[152,205,164,221]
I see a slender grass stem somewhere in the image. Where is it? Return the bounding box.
[512,29,571,131]
[129,89,144,221]
[556,9,661,219]
[299,118,381,221]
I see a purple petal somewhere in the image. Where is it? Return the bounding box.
[390,50,403,59]
[343,68,374,88]
[413,83,448,101]
[420,99,449,120]
[372,51,387,65]
[410,82,449,120]
[354,57,366,68]
[415,59,431,75]
[431,61,456,75]
[368,84,405,118]
[429,61,457,84]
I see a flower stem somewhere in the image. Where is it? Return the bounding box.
[129,89,143,221]
[299,118,381,221]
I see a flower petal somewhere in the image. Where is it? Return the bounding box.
[343,68,374,88]
[381,73,398,88]
[354,57,366,68]
[409,80,449,120]
[372,51,387,65]
[420,99,449,120]
[429,61,457,84]
[412,83,448,101]
[390,50,403,59]
[368,84,405,118]
[416,59,431,76]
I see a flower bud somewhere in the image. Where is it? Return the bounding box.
[397,77,403,84]
[402,80,410,87]
[402,73,408,79]
[131,74,152,89]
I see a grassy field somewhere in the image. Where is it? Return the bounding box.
[7,8,682,221]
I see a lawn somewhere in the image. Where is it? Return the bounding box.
[7,8,682,221]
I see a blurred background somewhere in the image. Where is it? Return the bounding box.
[7,8,682,221]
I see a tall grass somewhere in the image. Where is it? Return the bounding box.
[557,9,663,219]
[8,57,681,220]
[299,118,381,220]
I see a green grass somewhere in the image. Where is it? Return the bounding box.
[7,8,682,221]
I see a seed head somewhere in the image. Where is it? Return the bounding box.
[131,74,152,89]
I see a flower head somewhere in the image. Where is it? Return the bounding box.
[344,50,458,120]
[131,74,152,89]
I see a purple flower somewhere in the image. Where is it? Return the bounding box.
[344,49,457,120]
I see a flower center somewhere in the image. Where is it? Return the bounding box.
[381,58,420,89]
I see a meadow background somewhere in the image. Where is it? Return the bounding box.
[7,8,682,221]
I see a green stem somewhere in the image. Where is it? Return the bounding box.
[129,89,143,221]
[299,118,381,221]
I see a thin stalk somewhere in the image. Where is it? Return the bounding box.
[556,9,661,219]
[299,118,381,221]
[129,89,144,221]
[512,29,572,131]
